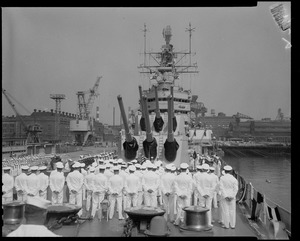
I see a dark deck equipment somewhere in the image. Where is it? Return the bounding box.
[179,206,212,232]
[124,207,165,234]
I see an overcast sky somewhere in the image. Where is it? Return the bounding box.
[2,4,291,125]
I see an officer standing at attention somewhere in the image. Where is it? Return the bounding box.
[37,166,49,200]
[219,165,238,229]
[49,162,65,205]
[2,167,14,203]
[66,162,84,217]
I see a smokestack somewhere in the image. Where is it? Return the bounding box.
[113,107,115,126]
[96,106,100,122]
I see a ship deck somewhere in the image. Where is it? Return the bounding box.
[51,201,265,238]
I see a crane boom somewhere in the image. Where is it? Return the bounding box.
[86,76,101,118]
[2,88,28,131]
[2,88,41,143]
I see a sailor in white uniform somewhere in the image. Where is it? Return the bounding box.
[25,166,40,198]
[91,165,108,219]
[173,163,194,226]
[37,166,49,200]
[124,165,139,209]
[15,165,29,202]
[219,165,238,229]
[7,196,60,237]
[134,163,144,207]
[160,164,175,222]
[142,163,160,208]
[49,162,65,205]
[108,166,124,220]
[2,167,14,203]
[66,162,84,216]
[84,166,96,214]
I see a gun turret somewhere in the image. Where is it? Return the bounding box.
[142,95,158,159]
[153,85,164,132]
[138,85,146,131]
[164,94,179,162]
[117,95,139,160]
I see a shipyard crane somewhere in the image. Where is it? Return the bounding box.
[2,88,42,144]
[70,76,102,146]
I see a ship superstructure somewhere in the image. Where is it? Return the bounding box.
[118,24,213,166]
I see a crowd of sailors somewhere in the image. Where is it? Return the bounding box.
[2,152,238,229]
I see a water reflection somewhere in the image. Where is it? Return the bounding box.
[224,156,291,212]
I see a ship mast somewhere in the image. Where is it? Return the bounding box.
[142,23,148,67]
[185,22,195,66]
[138,23,198,77]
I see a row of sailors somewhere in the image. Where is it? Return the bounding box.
[2,155,50,176]
[2,159,238,229]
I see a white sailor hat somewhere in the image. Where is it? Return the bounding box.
[113,160,118,165]
[224,165,232,171]
[202,164,209,170]
[209,166,215,171]
[56,162,64,169]
[117,159,123,164]
[131,159,137,164]
[89,166,95,172]
[21,165,29,170]
[152,164,158,169]
[26,196,51,210]
[165,164,172,170]
[145,160,152,165]
[3,166,11,171]
[140,165,146,170]
[121,163,127,168]
[135,163,141,169]
[80,163,85,167]
[38,166,47,171]
[30,166,38,171]
[156,160,162,166]
[113,166,120,171]
[171,166,177,171]
[147,163,154,169]
[196,165,202,170]
[180,163,189,169]
[98,165,106,170]
[129,165,136,172]
[92,162,97,167]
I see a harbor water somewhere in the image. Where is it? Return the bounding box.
[224,156,291,212]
